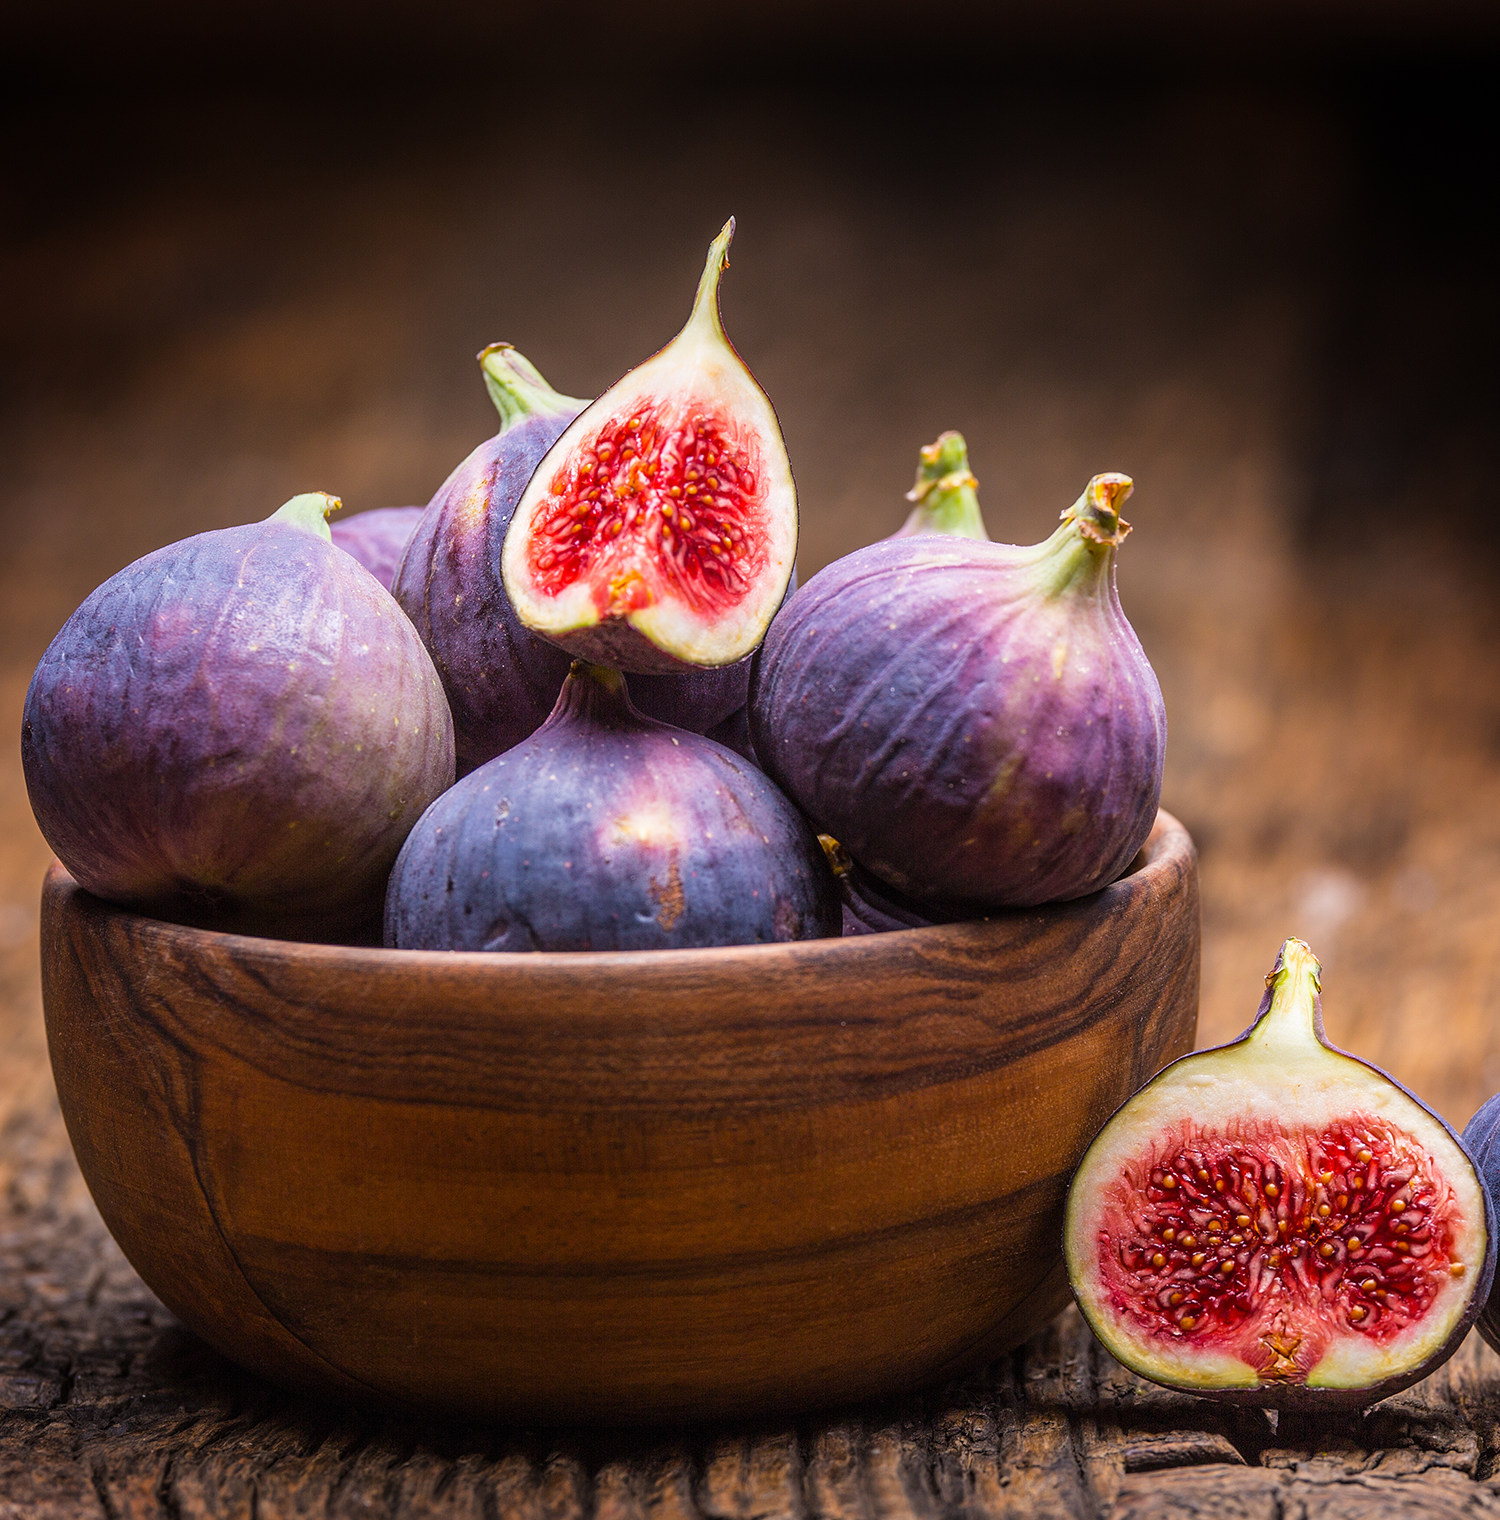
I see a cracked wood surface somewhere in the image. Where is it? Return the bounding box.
[8,1083,1500,1518]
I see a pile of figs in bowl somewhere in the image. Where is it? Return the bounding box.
[52,215,1472,1426]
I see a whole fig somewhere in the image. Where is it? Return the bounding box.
[330,504,423,590]
[23,493,455,942]
[386,661,839,952]
[1459,1095,1500,1354]
[392,345,587,776]
[1066,937,1495,1407]
[749,474,1165,907]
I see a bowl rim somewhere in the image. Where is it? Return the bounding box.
[43,808,1194,982]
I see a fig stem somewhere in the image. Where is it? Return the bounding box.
[901,431,989,541]
[686,218,736,344]
[478,344,589,432]
[1246,937,1325,1055]
[269,492,340,541]
[1063,472,1134,547]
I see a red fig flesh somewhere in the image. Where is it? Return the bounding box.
[1065,938,1494,1406]
[503,221,797,675]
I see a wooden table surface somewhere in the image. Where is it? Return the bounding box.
[2,61,1498,1515]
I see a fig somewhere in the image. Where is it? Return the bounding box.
[1065,937,1495,1407]
[502,220,797,676]
[385,661,839,952]
[891,430,990,541]
[22,493,455,943]
[818,834,983,936]
[330,504,423,590]
[749,473,1165,907]
[1460,1095,1500,1353]
[392,344,588,776]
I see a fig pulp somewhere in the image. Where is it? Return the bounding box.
[1460,1095,1500,1353]
[23,493,455,942]
[392,345,588,776]
[330,504,423,590]
[892,431,990,541]
[1065,938,1494,1407]
[385,661,839,952]
[503,220,798,675]
[750,473,1164,907]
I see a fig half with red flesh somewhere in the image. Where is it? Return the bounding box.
[502,220,797,675]
[1066,938,1494,1407]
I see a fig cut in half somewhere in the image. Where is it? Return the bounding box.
[502,220,797,675]
[1065,937,1494,1407]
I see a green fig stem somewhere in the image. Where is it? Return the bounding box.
[269,492,339,541]
[685,218,735,344]
[1245,937,1325,1056]
[1027,472,1133,599]
[478,344,589,432]
[900,431,990,540]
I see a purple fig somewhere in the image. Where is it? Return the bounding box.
[385,661,839,952]
[1066,937,1495,1407]
[22,493,455,943]
[818,835,988,936]
[890,431,990,541]
[392,345,588,777]
[749,473,1165,907]
[330,504,423,590]
[1459,1095,1500,1354]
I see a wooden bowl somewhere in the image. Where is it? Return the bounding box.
[41,811,1199,1424]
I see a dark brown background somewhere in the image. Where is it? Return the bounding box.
[3,8,1500,1513]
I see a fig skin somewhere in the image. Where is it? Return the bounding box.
[817,834,984,936]
[1065,938,1496,1410]
[1460,1094,1500,1354]
[392,345,588,777]
[22,493,455,943]
[385,661,840,953]
[749,474,1165,908]
[330,505,423,590]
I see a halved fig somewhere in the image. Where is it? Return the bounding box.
[1065,938,1495,1407]
[502,220,797,675]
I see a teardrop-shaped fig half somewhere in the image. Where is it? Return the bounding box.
[502,220,798,676]
[1065,938,1495,1408]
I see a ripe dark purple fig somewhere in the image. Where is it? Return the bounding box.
[1459,1095,1500,1353]
[385,661,839,952]
[330,505,423,590]
[1066,937,1495,1408]
[23,493,455,942]
[890,431,989,542]
[503,221,798,676]
[750,473,1165,907]
[818,836,986,936]
[392,345,588,777]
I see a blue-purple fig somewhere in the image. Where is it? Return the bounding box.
[385,661,839,952]
[749,473,1165,907]
[502,221,798,677]
[1460,1095,1500,1353]
[23,493,455,942]
[818,836,985,936]
[1066,937,1495,1408]
[330,505,423,590]
[392,345,588,777]
[890,431,989,541]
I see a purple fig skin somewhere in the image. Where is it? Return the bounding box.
[749,475,1165,908]
[627,568,798,736]
[837,859,988,936]
[385,662,840,953]
[1066,938,1497,1410]
[330,505,424,590]
[1461,1094,1500,1354]
[22,496,455,943]
[391,347,586,778]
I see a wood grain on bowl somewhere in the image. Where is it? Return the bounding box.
[40,811,1200,1424]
